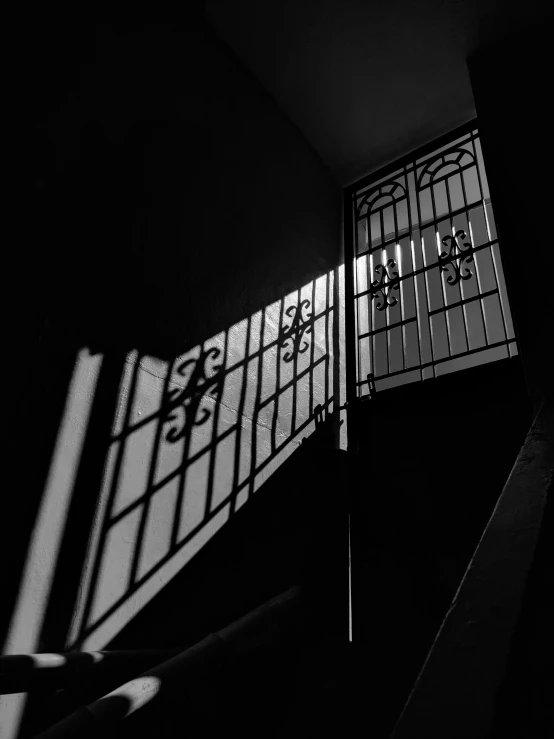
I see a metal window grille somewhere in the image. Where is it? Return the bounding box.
[346,121,517,397]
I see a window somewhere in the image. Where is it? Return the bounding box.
[347,122,517,396]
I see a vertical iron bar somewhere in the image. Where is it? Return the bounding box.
[471,133,511,346]
[392,190,405,371]
[360,219,368,396]
[380,208,390,375]
[446,172,471,355]
[362,218,375,394]
[344,188,358,447]
[415,166,436,378]
[365,217,374,394]
[432,162,453,360]
[463,137,489,346]
[405,166,423,380]
[459,137,487,346]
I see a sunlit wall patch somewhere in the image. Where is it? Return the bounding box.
[65,271,345,652]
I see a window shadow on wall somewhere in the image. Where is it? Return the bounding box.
[70,272,342,652]
[3,20,344,737]
[8,271,345,738]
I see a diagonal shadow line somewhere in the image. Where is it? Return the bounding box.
[1,338,78,652]
[73,395,335,647]
[34,351,130,653]
[270,299,286,457]
[169,374,194,553]
[332,267,343,448]
[72,351,144,648]
[258,354,328,411]
[110,304,334,442]
[108,352,332,527]
[228,315,253,518]
[127,357,177,589]
[73,284,339,648]
[203,329,229,520]
[166,343,227,552]
[246,306,266,502]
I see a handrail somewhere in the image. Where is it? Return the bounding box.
[0,650,180,695]
[33,586,302,738]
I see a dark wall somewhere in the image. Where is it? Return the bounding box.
[3,18,341,662]
[26,20,340,357]
[468,22,554,408]
[468,21,554,738]
[349,356,532,737]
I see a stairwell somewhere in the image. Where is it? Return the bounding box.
[4,356,551,738]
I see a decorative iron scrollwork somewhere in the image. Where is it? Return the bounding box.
[356,179,406,220]
[370,259,400,311]
[163,346,223,442]
[279,299,313,362]
[417,147,476,190]
[439,230,474,285]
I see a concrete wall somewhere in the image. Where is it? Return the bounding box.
[2,20,343,738]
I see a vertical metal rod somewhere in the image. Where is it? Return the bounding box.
[343,189,358,447]
[463,139,489,346]
[459,139,487,349]
[405,166,423,380]
[392,191,405,371]
[445,172,471,355]
[365,217,374,393]
[415,165,436,378]
[380,208,390,375]
[431,162,453,360]
[360,218,368,395]
[472,133,511,346]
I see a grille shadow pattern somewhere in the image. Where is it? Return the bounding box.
[62,272,342,651]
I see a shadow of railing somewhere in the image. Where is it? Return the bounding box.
[3,266,345,738]
[61,270,343,651]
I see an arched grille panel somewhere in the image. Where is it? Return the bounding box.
[349,124,516,396]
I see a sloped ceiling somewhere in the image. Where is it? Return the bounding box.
[207,0,550,184]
